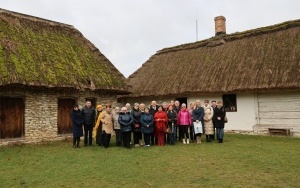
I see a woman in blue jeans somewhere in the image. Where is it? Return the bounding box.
[213,101,226,143]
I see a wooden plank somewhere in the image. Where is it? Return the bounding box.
[254,124,299,130]
[258,111,300,119]
[258,102,300,112]
[259,118,300,125]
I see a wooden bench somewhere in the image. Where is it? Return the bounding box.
[268,128,290,136]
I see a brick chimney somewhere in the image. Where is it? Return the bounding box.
[214,16,226,36]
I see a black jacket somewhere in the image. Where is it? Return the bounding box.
[70,110,84,137]
[82,106,96,126]
[213,107,226,128]
[149,105,159,116]
[167,110,177,126]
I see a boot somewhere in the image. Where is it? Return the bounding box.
[183,139,186,144]
[187,139,190,144]
[220,139,223,143]
[139,139,144,146]
[206,135,209,142]
[198,136,202,144]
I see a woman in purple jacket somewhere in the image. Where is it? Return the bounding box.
[177,103,192,144]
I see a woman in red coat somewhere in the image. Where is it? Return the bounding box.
[154,106,168,146]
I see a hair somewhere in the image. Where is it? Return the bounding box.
[212,100,216,103]
[196,100,201,103]
[181,103,186,107]
[134,103,139,107]
[157,105,163,110]
[217,101,222,104]
[204,99,209,103]
[73,104,79,108]
[162,102,167,106]
[115,106,120,110]
[121,107,127,111]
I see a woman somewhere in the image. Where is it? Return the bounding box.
[112,107,122,146]
[192,100,204,144]
[139,103,146,145]
[177,103,192,144]
[213,101,226,143]
[119,107,134,149]
[154,106,168,146]
[101,104,114,148]
[70,104,84,148]
[140,107,154,146]
[94,105,104,146]
[167,105,177,145]
[203,100,214,142]
[131,103,142,147]
[188,102,195,142]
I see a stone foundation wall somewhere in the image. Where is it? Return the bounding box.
[0,88,118,146]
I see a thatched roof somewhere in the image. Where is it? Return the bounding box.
[0,9,129,93]
[127,19,300,97]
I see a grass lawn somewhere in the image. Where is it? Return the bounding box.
[0,134,299,188]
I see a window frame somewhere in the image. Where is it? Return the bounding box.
[222,94,237,112]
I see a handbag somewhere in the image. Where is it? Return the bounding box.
[165,127,170,134]
[224,117,228,123]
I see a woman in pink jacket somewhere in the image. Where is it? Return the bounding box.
[177,103,192,144]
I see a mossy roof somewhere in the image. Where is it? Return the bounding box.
[126,19,300,97]
[0,9,129,93]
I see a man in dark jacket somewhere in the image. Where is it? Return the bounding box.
[82,100,96,146]
[149,101,158,145]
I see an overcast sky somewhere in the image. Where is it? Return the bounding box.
[1,0,300,77]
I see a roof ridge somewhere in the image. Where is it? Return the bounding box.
[157,19,300,55]
[0,8,74,29]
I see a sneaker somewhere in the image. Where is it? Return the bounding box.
[135,144,140,147]
[183,139,186,144]
[187,139,190,144]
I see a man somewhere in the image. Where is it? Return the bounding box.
[173,100,181,114]
[211,100,217,140]
[149,101,158,115]
[125,103,132,113]
[149,101,158,145]
[82,100,96,146]
[173,100,181,141]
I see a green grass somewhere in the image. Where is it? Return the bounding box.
[0,134,299,188]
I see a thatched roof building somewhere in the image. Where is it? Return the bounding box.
[123,17,300,137]
[0,8,128,93]
[0,9,129,145]
[127,19,300,97]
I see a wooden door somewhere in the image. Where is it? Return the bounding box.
[0,97,24,139]
[57,99,76,134]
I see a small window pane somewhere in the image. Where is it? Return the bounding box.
[222,94,237,112]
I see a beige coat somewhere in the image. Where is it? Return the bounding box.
[204,105,214,135]
[101,111,114,134]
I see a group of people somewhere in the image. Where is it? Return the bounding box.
[70,99,226,149]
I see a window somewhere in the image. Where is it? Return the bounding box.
[222,94,237,112]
